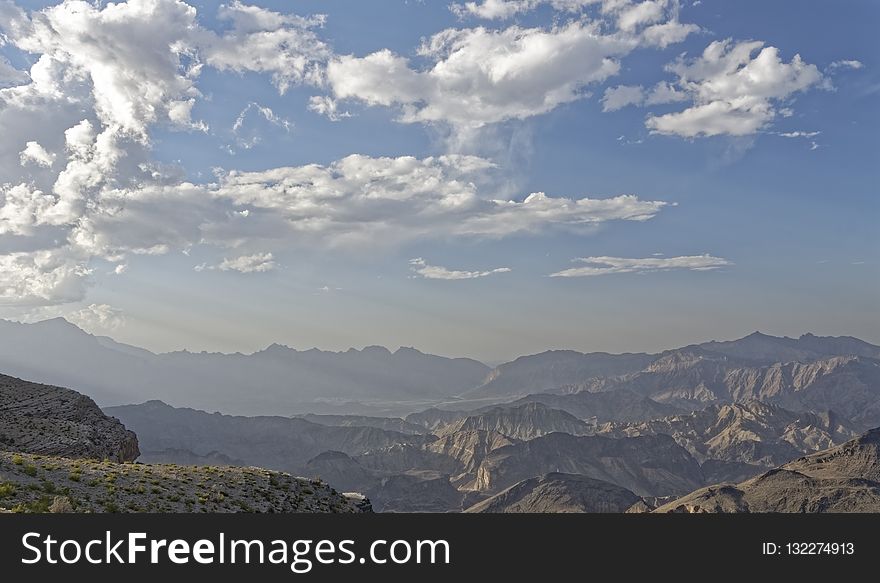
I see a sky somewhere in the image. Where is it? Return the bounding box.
[0,0,877,363]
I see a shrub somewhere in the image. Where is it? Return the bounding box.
[0,482,15,499]
[11,454,24,465]
[23,465,38,477]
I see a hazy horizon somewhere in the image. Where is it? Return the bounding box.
[1,1,877,364]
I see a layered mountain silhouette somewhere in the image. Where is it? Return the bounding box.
[3,322,880,513]
[0,319,488,414]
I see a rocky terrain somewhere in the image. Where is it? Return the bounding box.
[598,401,859,470]
[466,350,654,399]
[0,374,369,513]
[465,473,641,513]
[0,451,368,513]
[437,403,592,440]
[469,433,704,496]
[655,428,880,513]
[0,374,138,462]
[6,325,880,514]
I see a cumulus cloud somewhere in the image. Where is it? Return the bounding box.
[0,249,92,305]
[452,0,599,20]
[200,0,329,93]
[641,40,823,137]
[322,21,634,129]
[213,155,668,244]
[195,252,277,274]
[67,302,125,331]
[550,254,731,277]
[409,257,511,280]
[320,2,697,129]
[0,1,332,305]
[19,140,55,167]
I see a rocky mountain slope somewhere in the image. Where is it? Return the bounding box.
[0,374,138,462]
[438,403,592,440]
[469,433,704,497]
[655,428,880,513]
[598,401,858,469]
[590,347,880,427]
[509,389,681,423]
[465,473,641,513]
[0,451,368,513]
[465,350,654,399]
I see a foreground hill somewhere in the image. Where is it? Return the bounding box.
[0,374,138,462]
[0,318,489,414]
[465,473,641,513]
[655,428,880,513]
[0,451,368,513]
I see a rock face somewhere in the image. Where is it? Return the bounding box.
[465,350,654,399]
[471,433,704,497]
[366,471,465,513]
[655,428,880,513]
[594,347,880,427]
[439,403,592,441]
[0,374,138,462]
[0,451,368,513]
[465,473,642,513]
[509,389,681,423]
[598,400,858,468]
[105,400,426,470]
[297,414,428,435]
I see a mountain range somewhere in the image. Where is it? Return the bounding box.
[3,320,880,513]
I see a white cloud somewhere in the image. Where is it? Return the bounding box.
[827,60,863,71]
[322,2,697,129]
[452,0,599,20]
[0,249,92,305]
[549,254,731,277]
[19,140,55,167]
[642,40,823,137]
[196,252,276,274]
[200,0,329,94]
[602,82,689,111]
[322,21,635,128]
[776,131,820,138]
[409,257,511,280]
[67,303,125,331]
[214,155,668,244]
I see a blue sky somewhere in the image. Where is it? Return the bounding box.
[0,0,877,361]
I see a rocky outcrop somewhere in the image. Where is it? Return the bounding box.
[465,473,642,513]
[598,400,859,468]
[0,374,138,462]
[510,389,681,423]
[470,433,704,497]
[366,471,465,513]
[0,451,368,513]
[465,350,654,399]
[438,403,592,440]
[297,414,428,435]
[655,428,880,513]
